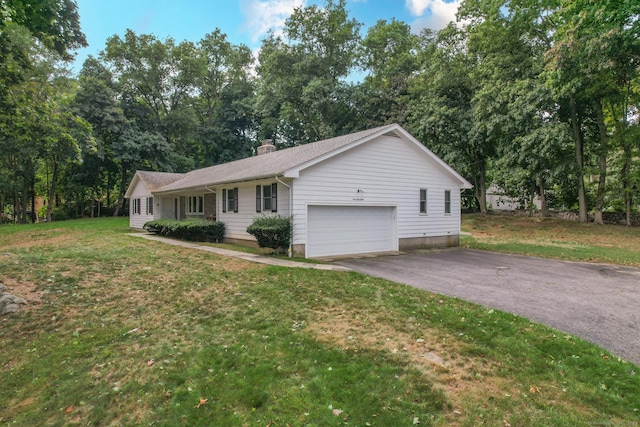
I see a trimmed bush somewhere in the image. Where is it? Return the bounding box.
[246,215,292,254]
[144,219,225,242]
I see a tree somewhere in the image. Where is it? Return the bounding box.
[409,25,495,213]
[194,30,256,166]
[256,0,363,145]
[1,0,86,60]
[360,19,419,126]
[544,0,640,223]
[102,30,200,170]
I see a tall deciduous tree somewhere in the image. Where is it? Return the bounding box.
[256,0,363,145]
[194,30,256,166]
[360,19,419,126]
[102,30,200,170]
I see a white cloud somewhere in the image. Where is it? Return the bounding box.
[405,0,462,32]
[241,0,305,43]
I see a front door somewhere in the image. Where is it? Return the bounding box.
[162,198,177,219]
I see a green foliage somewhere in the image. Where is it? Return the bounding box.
[144,218,225,242]
[256,0,364,144]
[246,215,292,253]
[2,0,640,229]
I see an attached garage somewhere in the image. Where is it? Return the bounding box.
[306,205,397,258]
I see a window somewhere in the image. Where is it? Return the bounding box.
[133,198,141,215]
[255,184,278,213]
[147,197,154,215]
[256,186,261,212]
[187,195,204,214]
[419,189,427,214]
[444,190,451,214]
[223,188,238,213]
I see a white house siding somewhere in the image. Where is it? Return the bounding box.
[129,180,155,229]
[290,135,462,249]
[216,179,291,241]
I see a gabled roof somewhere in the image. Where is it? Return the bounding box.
[147,124,471,194]
[124,170,185,198]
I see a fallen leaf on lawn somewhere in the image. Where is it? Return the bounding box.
[529,385,540,394]
[147,359,155,366]
[413,416,420,425]
[332,408,343,416]
[195,398,208,408]
[64,406,74,414]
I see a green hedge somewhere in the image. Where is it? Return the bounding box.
[144,219,225,242]
[246,215,292,254]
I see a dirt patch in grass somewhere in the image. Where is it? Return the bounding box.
[0,277,43,312]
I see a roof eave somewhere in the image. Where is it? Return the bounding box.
[152,173,288,195]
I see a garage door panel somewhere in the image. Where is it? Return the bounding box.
[307,205,396,258]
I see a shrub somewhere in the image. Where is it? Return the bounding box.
[246,215,292,254]
[144,219,225,242]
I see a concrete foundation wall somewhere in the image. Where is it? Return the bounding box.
[399,235,459,251]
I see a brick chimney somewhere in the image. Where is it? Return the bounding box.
[257,139,275,155]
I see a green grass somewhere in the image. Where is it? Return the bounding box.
[462,214,640,267]
[1,217,639,426]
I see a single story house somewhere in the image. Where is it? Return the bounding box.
[125,124,472,258]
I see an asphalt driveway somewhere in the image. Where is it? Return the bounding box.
[339,249,640,366]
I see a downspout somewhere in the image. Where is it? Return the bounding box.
[275,175,292,258]
[205,186,217,221]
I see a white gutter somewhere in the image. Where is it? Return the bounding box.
[275,175,293,258]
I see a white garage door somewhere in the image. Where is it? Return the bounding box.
[306,205,396,258]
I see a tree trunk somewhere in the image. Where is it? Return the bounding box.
[538,175,547,217]
[474,161,487,215]
[46,159,59,223]
[593,99,608,225]
[622,145,632,227]
[13,165,18,224]
[113,164,128,217]
[30,178,36,224]
[569,95,588,222]
[20,174,28,224]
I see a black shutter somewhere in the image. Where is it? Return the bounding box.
[222,189,227,213]
[256,185,261,212]
[272,183,278,212]
[233,188,239,213]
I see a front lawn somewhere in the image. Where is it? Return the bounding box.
[1,218,638,426]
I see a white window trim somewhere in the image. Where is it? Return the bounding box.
[186,195,204,215]
[444,190,452,215]
[419,188,428,215]
[133,198,141,215]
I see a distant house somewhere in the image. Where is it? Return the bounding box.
[125,124,472,258]
[487,183,542,211]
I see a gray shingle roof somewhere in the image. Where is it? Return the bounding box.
[137,171,185,191]
[155,124,395,193]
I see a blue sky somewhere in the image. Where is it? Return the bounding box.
[71,0,462,73]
